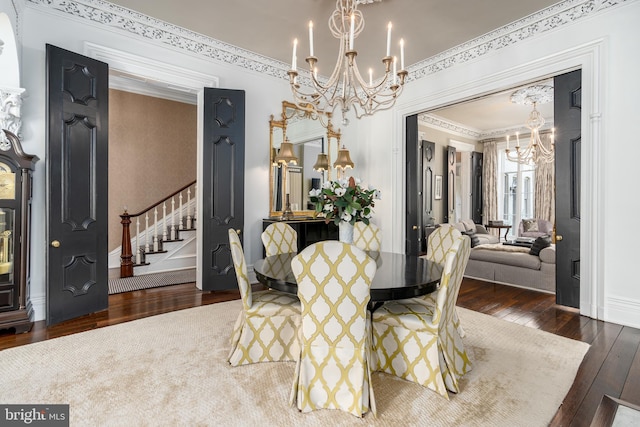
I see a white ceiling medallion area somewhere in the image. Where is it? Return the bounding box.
[25,0,629,84]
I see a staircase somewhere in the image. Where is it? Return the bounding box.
[109,181,197,278]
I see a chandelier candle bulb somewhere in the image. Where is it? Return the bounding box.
[506,134,510,149]
[516,132,520,148]
[386,22,392,56]
[291,38,297,70]
[349,14,355,50]
[309,21,314,56]
[400,38,405,70]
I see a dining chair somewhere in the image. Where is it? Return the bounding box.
[289,241,377,418]
[353,222,382,251]
[261,222,298,256]
[372,234,472,399]
[416,224,466,337]
[227,229,300,367]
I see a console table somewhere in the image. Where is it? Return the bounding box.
[262,218,338,255]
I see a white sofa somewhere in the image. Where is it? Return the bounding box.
[464,243,556,293]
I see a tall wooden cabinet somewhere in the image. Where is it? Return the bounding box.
[0,130,38,333]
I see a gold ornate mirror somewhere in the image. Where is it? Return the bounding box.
[269,101,341,218]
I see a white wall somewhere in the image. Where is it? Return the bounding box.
[13,0,640,329]
[374,2,640,328]
[18,4,291,320]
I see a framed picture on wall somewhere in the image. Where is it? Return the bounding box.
[435,175,443,200]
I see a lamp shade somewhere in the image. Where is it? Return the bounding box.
[333,145,354,170]
[313,153,329,171]
[274,139,298,165]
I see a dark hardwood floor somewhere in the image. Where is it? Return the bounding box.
[1,278,638,426]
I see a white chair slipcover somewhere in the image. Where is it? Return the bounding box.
[289,241,377,418]
[353,222,382,251]
[227,229,300,366]
[415,224,466,337]
[261,222,298,256]
[372,235,472,398]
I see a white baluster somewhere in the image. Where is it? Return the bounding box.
[193,184,197,226]
[145,213,150,252]
[136,217,141,264]
[186,187,193,229]
[171,197,177,240]
[162,202,168,241]
[153,208,159,252]
[179,192,184,230]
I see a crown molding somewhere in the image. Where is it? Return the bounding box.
[24,0,631,85]
[419,112,555,140]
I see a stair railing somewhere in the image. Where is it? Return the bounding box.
[120,180,197,278]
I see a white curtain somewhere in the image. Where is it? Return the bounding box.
[482,140,499,224]
[534,132,555,223]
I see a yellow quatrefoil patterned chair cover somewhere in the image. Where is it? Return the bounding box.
[227,229,301,366]
[262,222,298,256]
[353,222,382,251]
[372,235,472,399]
[414,224,466,337]
[289,241,377,418]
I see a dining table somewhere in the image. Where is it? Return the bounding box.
[253,251,443,303]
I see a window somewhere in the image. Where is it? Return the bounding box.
[498,147,535,238]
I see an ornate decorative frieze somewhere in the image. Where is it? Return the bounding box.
[24,0,631,84]
[0,87,24,143]
[418,114,482,140]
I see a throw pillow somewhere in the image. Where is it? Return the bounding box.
[529,235,552,256]
[462,230,480,248]
[522,219,539,232]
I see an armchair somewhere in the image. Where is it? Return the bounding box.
[518,219,553,238]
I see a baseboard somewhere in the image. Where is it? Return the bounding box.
[604,295,640,329]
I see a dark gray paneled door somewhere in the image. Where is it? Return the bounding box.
[555,69,582,308]
[405,114,420,256]
[471,152,484,224]
[46,44,109,325]
[201,88,245,291]
[444,146,456,223]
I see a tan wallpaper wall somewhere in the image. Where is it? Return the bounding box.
[109,90,197,252]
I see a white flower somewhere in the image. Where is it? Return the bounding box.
[374,190,381,199]
[338,178,348,187]
[309,188,321,197]
[324,203,334,212]
[335,187,346,197]
[322,181,332,189]
[341,212,352,222]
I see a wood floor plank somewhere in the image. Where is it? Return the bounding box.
[620,338,640,405]
[570,326,640,426]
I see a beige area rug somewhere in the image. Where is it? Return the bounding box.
[0,300,588,426]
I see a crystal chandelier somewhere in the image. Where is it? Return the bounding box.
[505,85,555,165]
[287,0,407,125]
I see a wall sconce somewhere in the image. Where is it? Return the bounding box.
[274,138,298,165]
[313,153,329,172]
[333,144,354,179]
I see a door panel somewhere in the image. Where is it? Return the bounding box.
[46,44,109,325]
[201,88,245,291]
[405,114,420,256]
[471,152,483,224]
[445,146,456,223]
[422,141,436,253]
[555,69,581,308]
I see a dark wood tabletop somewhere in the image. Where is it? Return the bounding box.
[253,251,442,302]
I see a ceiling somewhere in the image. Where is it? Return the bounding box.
[107,0,561,133]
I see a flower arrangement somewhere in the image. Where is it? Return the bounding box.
[309,176,380,225]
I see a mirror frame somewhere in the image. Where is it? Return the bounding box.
[269,101,341,218]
